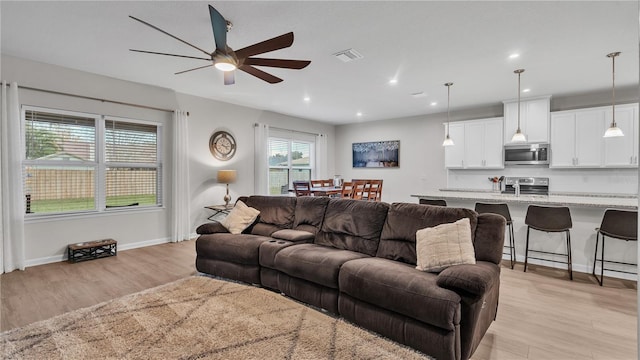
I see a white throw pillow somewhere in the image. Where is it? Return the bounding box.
[220,200,260,235]
[415,217,476,272]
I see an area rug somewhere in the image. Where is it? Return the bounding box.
[1,276,431,359]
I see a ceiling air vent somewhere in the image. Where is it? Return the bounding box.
[333,48,364,62]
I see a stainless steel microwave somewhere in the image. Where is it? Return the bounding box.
[504,143,549,165]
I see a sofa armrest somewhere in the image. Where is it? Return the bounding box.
[436,262,500,297]
[196,222,229,235]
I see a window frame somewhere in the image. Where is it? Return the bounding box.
[22,105,164,219]
[267,132,315,195]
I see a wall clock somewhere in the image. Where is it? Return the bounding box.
[209,131,237,161]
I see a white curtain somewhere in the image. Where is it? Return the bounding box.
[171,110,191,242]
[316,133,328,179]
[254,123,269,195]
[1,81,25,273]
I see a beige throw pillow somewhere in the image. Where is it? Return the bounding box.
[415,217,476,272]
[220,200,260,235]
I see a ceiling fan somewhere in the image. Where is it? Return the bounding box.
[129,5,311,85]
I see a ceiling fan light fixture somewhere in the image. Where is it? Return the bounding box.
[603,52,624,138]
[214,61,237,72]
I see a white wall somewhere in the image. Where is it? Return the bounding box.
[2,55,335,264]
[174,92,335,231]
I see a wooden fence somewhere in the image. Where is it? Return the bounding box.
[25,168,156,200]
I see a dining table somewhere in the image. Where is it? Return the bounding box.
[309,186,342,196]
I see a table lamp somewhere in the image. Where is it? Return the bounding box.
[217,170,237,208]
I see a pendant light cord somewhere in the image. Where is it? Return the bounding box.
[517,71,521,131]
[611,53,616,127]
[445,82,453,136]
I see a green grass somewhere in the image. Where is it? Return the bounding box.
[29,194,157,214]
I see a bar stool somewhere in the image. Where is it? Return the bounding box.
[592,209,638,286]
[475,203,516,269]
[524,205,573,280]
[419,199,447,206]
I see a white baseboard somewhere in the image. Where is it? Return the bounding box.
[25,236,172,268]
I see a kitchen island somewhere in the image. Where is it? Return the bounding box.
[411,190,638,281]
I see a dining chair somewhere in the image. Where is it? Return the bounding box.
[341,181,353,198]
[367,180,383,201]
[292,181,312,197]
[310,180,324,188]
[351,180,368,200]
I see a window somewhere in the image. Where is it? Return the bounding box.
[23,106,162,216]
[268,132,314,195]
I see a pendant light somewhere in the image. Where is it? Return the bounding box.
[603,52,624,138]
[511,69,527,143]
[442,82,455,147]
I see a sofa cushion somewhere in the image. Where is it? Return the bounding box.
[339,257,461,331]
[196,233,273,265]
[377,202,478,264]
[293,196,330,234]
[274,243,370,289]
[245,195,297,236]
[416,217,476,272]
[196,221,228,235]
[271,229,315,242]
[220,200,260,235]
[315,199,389,256]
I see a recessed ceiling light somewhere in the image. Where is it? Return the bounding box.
[303,96,311,102]
[356,112,363,117]
[522,88,531,93]
[430,102,438,106]
[389,79,398,85]
[509,53,520,59]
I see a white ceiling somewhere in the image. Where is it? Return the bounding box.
[1,1,638,124]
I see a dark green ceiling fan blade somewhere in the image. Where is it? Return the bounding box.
[208,5,227,52]
[239,65,283,84]
[235,32,294,60]
[244,58,310,69]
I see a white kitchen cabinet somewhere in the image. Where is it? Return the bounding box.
[603,103,639,167]
[444,123,465,168]
[503,96,551,144]
[550,108,605,168]
[550,103,639,169]
[444,117,504,169]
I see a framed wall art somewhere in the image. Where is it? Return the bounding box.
[352,140,399,168]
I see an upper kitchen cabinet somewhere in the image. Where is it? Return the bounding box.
[503,96,551,144]
[444,122,465,168]
[550,108,605,168]
[550,103,638,168]
[444,117,504,169]
[603,103,639,167]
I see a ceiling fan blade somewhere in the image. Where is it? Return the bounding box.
[129,15,211,57]
[239,65,283,84]
[208,5,228,52]
[235,32,294,59]
[244,58,311,69]
[175,64,214,75]
[224,71,235,85]
[130,49,211,61]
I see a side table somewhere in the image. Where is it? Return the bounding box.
[205,204,234,221]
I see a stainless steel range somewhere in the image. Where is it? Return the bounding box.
[502,177,549,196]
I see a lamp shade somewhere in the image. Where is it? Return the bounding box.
[217,170,237,184]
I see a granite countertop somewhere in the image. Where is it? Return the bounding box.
[411,189,638,209]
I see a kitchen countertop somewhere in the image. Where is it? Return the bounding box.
[411,189,638,209]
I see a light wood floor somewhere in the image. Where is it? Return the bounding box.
[1,241,636,359]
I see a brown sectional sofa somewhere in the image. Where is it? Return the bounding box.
[196,195,506,360]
